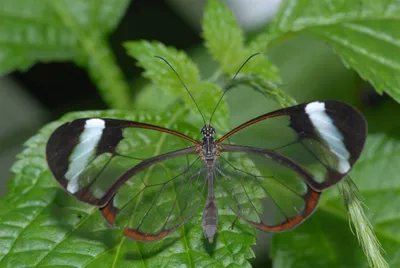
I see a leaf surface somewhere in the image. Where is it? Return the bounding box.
[0,0,130,74]
[125,41,230,132]
[250,0,400,102]
[202,0,280,81]
[0,0,131,108]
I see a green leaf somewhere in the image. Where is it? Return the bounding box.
[202,0,246,74]
[271,134,400,267]
[0,109,256,267]
[125,40,200,94]
[125,41,231,132]
[202,0,280,81]
[0,0,129,73]
[0,0,131,108]
[250,0,400,103]
[227,74,296,108]
[309,21,400,103]
[238,54,281,82]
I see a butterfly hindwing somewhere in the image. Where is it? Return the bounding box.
[216,147,320,232]
[106,155,206,241]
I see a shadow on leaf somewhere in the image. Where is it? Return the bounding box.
[123,236,179,260]
[48,190,120,249]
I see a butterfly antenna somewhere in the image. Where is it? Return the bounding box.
[154,56,207,126]
[208,52,261,125]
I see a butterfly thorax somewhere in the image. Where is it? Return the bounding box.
[200,125,217,161]
[200,125,219,242]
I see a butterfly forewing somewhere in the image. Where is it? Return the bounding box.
[46,118,199,207]
[216,150,320,231]
[218,100,367,191]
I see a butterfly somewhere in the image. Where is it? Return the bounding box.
[45,58,367,243]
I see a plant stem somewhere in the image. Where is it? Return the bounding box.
[339,178,389,268]
[49,1,131,109]
[81,34,132,109]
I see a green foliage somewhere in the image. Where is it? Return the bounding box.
[202,0,280,81]
[250,0,400,103]
[202,0,245,74]
[0,0,399,267]
[228,75,297,108]
[0,0,131,108]
[125,41,201,90]
[125,41,230,132]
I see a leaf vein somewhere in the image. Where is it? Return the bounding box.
[34,207,98,266]
[0,202,48,265]
[317,31,400,69]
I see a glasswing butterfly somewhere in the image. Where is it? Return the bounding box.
[45,56,367,243]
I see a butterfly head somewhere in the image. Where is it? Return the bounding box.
[201,125,216,138]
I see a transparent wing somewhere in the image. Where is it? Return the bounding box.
[218,100,367,190]
[46,118,199,207]
[101,154,206,241]
[215,149,320,231]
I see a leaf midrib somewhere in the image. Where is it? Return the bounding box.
[267,12,400,46]
[0,201,49,265]
[292,15,400,30]
[275,0,400,32]
[34,206,98,266]
[164,158,194,268]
